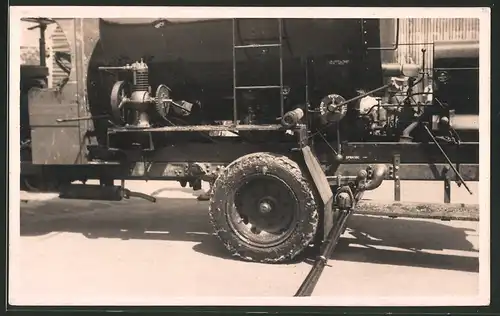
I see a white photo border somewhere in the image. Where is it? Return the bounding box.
[8,6,491,307]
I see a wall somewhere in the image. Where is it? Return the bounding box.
[20,20,71,89]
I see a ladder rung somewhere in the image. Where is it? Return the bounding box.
[234,43,282,49]
[235,85,282,90]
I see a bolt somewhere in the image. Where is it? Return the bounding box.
[262,166,268,175]
[259,202,272,214]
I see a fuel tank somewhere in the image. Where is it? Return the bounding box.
[87,18,388,122]
[433,40,479,140]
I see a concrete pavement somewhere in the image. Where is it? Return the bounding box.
[10,180,480,305]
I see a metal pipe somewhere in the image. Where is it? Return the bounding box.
[56,114,109,123]
[98,65,132,70]
[423,124,473,195]
[305,57,309,107]
[39,24,47,67]
[332,84,390,110]
[367,18,399,51]
[278,18,284,117]
[232,18,238,125]
[400,121,419,141]
[358,164,387,191]
[294,210,351,297]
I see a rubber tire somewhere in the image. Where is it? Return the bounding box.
[208,152,319,263]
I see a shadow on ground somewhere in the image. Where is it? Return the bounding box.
[20,197,478,272]
[332,215,478,273]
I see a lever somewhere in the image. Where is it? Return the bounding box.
[423,124,473,195]
[56,115,109,123]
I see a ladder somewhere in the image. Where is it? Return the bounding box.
[232,18,285,124]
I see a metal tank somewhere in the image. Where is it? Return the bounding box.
[86,18,393,125]
[23,18,397,165]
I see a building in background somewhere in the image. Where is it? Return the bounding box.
[396,18,479,69]
[20,20,71,89]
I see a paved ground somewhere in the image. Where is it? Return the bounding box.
[10,180,480,305]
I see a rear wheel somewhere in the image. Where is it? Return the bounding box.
[208,152,319,263]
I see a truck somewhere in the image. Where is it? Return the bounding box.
[19,17,479,295]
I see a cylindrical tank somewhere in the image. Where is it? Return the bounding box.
[433,40,479,115]
[86,18,386,124]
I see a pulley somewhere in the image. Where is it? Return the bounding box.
[110,80,134,126]
[155,84,172,120]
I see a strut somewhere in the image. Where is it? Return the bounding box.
[423,124,473,194]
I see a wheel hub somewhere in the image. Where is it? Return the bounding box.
[258,198,274,214]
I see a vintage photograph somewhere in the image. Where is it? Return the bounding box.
[8,6,490,306]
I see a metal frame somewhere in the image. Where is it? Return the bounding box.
[23,137,479,205]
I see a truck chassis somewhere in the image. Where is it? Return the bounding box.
[18,17,480,296]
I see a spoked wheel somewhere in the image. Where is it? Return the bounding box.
[209,152,319,263]
[155,84,172,121]
[110,80,135,126]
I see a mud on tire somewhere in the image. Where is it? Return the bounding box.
[208,152,319,263]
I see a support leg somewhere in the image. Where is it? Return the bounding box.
[393,154,401,202]
[443,166,451,204]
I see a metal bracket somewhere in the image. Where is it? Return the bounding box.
[301,146,334,241]
[442,165,451,203]
[392,154,401,202]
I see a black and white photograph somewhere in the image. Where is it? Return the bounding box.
[8,6,490,307]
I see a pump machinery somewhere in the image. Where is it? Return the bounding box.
[19,17,480,295]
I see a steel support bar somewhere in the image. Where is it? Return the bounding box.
[87,141,479,165]
[356,200,479,221]
[22,160,479,184]
[294,210,351,297]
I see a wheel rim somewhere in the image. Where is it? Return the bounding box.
[226,174,300,248]
[110,81,133,125]
[155,84,171,119]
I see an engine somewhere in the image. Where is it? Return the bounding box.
[306,53,476,146]
[99,59,201,128]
